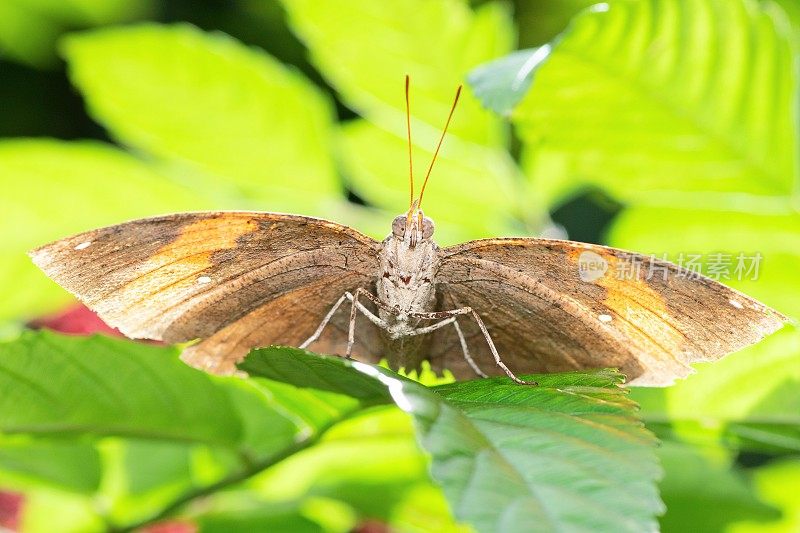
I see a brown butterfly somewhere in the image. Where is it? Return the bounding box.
[30,78,786,386]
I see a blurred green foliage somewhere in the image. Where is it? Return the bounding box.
[0,0,798,531]
[0,334,659,532]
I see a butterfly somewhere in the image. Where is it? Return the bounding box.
[30,77,786,386]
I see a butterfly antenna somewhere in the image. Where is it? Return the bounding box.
[405,75,414,209]
[417,84,462,209]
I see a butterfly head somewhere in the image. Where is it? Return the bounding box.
[381,200,439,316]
[392,201,434,248]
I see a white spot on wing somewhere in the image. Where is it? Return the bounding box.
[598,313,613,323]
[729,299,744,309]
[197,276,212,284]
[74,241,92,250]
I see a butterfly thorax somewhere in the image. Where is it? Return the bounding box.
[376,213,439,342]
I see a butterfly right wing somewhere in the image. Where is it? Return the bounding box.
[430,238,786,385]
[30,211,385,373]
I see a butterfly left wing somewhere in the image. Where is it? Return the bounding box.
[30,211,384,373]
[430,238,787,386]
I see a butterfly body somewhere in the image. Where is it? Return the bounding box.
[373,213,440,370]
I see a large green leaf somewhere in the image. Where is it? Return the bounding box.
[514,0,798,207]
[242,346,663,533]
[0,139,208,322]
[63,24,339,213]
[0,332,247,448]
[281,0,512,145]
[282,0,546,241]
[0,333,364,530]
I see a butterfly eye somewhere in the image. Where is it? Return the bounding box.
[422,217,435,239]
[392,215,406,238]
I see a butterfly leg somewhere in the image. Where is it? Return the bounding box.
[408,316,457,335]
[346,288,398,358]
[300,289,387,351]
[300,292,348,350]
[410,307,537,385]
[409,317,488,378]
[452,319,489,378]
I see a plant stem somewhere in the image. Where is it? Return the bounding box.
[110,407,361,532]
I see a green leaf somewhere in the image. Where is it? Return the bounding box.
[467,47,552,116]
[281,0,513,145]
[242,347,663,533]
[0,438,101,493]
[336,120,529,246]
[0,0,154,67]
[15,0,155,26]
[514,0,798,207]
[728,459,800,532]
[656,440,780,532]
[196,506,324,533]
[0,139,208,322]
[0,333,372,529]
[0,331,242,447]
[282,0,548,240]
[245,406,462,530]
[63,24,339,212]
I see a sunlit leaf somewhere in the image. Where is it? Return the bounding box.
[63,24,340,212]
[242,347,663,533]
[336,122,527,245]
[0,139,208,322]
[282,0,547,238]
[515,0,798,207]
[17,489,103,533]
[729,459,800,533]
[281,0,513,145]
[468,46,551,116]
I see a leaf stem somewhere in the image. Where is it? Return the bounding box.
[109,406,362,532]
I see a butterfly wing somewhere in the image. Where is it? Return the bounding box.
[431,238,787,386]
[30,211,384,373]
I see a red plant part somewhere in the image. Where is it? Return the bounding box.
[28,303,121,337]
[0,490,24,532]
